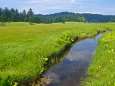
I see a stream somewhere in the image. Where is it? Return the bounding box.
[33,32,107,86]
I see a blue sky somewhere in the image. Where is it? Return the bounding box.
[0,0,115,15]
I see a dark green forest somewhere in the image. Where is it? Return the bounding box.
[0,7,40,24]
[0,7,85,24]
[0,7,115,24]
[36,12,85,23]
[36,12,115,23]
[110,17,115,22]
[81,13,115,22]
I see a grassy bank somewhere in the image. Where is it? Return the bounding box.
[83,31,115,86]
[0,22,114,85]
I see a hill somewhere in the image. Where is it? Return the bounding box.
[36,12,115,23]
[81,13,115,22]
[35,12,85,23]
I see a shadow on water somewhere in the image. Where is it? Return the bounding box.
[29,31,108,86]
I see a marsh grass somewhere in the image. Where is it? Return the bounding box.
[0,22,114,85]
[0,76,14,86]
[82,31,115,86]
[0,22,29,26]
[0,22,5,26]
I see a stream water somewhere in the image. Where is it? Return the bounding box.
[34,33,105,86]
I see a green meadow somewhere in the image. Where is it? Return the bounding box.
[0,22,115,85]
[82,26,115,86]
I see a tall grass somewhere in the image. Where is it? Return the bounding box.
[0,22,114,84]
[82,31,115,86]
[0,22,5,26]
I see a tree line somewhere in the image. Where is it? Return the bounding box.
[110,17,115,22]
[81,13,115,22]
[0,7,85,24]
[36,12,85,23]
[0,7,40,24]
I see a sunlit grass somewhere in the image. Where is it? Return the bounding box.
[83,31,115,86]
[0,22,114,84]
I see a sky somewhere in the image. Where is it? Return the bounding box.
[0,0,115,15]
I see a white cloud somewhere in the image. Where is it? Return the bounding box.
[28,0,49,3]
[28,0,67,4]
[70,0,76,3]
[2,0,114,15]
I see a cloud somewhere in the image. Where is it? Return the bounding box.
[1,0,115,15]
[28,0,50,3]
[65,50,94,62]
[27,0,67,4]
[70,0,76,3]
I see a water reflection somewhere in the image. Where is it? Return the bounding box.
[31,33,104,86]
[65,38,98,62]
[42,33,103,86]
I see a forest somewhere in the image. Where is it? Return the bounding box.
[0,7,115,24]
[0,7,85,24]
[81,13,115,22]
[36,12,85,23]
